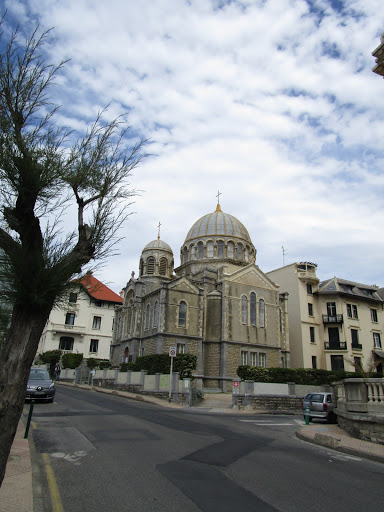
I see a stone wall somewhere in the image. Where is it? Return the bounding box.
[233,394,303,412]
[336,413,384,445]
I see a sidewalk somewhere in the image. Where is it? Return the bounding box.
[0,418,33,512]
[296,423,384,464]
[1,385,383,512]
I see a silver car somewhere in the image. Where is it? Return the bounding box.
[302,392,336,423]
[26,367,55,402]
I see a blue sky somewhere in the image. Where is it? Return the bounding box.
[3,0,384,292]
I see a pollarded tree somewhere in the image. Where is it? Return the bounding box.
[0,23,147,486]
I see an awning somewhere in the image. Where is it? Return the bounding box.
[374,349,384,359]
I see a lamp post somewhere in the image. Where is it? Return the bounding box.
[372,32,384,78]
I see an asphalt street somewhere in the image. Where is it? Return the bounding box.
[30,386,384,512]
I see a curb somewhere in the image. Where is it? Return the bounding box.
[295,430,384,465]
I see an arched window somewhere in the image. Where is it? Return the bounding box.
[241,295,248,325]
[140,259,144,277]
[227,242,234,258]
[237,243,243,260]
[198,242,204,259]
[184,247,188,263]
[127,307,132,335]
[179,301,187,327]
[159,258,167,276]
[259,299,265,328]
[145,304,151,330]
[245,246,249,262]
[147,257,155,274]
[207,241,214,257]
[128,300,134,333]
[250,292,256,326]
[217,241,224,258]
[153,301,159,327]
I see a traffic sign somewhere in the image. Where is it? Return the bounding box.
[169,346,177,357]
[233,381,239,387]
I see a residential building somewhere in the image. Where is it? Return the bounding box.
[372,32,384,78]
[267,263,384,373]
[111,200,290,391]
[38,272,123,361]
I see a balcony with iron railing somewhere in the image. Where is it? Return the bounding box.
[322,314,343,324]
[351,343,363,350]
[324,341,347,350]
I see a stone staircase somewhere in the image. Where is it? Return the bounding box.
[193,391,234,410]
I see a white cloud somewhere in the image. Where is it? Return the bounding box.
[3,0,384,292]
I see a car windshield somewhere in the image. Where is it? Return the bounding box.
[305,393,324,402]
[29,369,50,380]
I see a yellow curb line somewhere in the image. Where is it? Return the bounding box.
[42,453,64,512]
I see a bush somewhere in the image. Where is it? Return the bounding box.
[133,353,197,376]
[236,366,360,385]
[86,358,99,369]
[120,362,135,372]
[62,353,83,369]
[38,350,62,378]
[99,360,111,370]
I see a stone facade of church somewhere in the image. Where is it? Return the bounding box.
[110,202,290,391]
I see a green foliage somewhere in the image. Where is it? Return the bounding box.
[133,353,197,376]
[99,360,111,370]
[86,358,99,369]
[39,350,62,364]
[174,353,197,378]
[62,353,83,369]
[38,350,62,378]
[120,362,135,372]
[236,366,359,385]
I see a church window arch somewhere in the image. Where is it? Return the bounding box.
[250,292,256,326]
[259,299,265,328]
[145,304,151,330]
[245,246,249,262]
[178,301,187,327]
[140,259,144,277]
[217,240,224,258]
[153,301,159,327]
[241,295,248,325]
[207,241,214,258]
[237,243,243,260]
[159,258,167,276]
[197,242,204,259]
[184,246,189,263]
[147,257,155,274]
[227,241,234,258]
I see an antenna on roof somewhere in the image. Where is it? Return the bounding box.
[282,246,287,266]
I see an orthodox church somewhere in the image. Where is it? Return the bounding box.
[110,200,290,391]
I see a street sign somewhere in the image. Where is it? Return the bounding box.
[169,346,177,358]
[233,381,239,387]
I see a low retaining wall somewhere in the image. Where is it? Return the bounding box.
[336,412,384,444]
[233,394,303,412]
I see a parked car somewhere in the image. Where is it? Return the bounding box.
[302,392,336,423]
[26,367,55,402]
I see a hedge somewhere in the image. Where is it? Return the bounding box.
[236,366,361,385]
[62,353,83,369]
[132,353,197,378]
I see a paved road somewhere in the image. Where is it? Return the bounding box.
[31,386,384,512]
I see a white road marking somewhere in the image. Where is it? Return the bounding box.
[239,420,293,426]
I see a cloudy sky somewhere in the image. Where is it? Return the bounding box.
[3,0,384,294]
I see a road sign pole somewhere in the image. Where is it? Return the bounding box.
[169,355,173,402]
